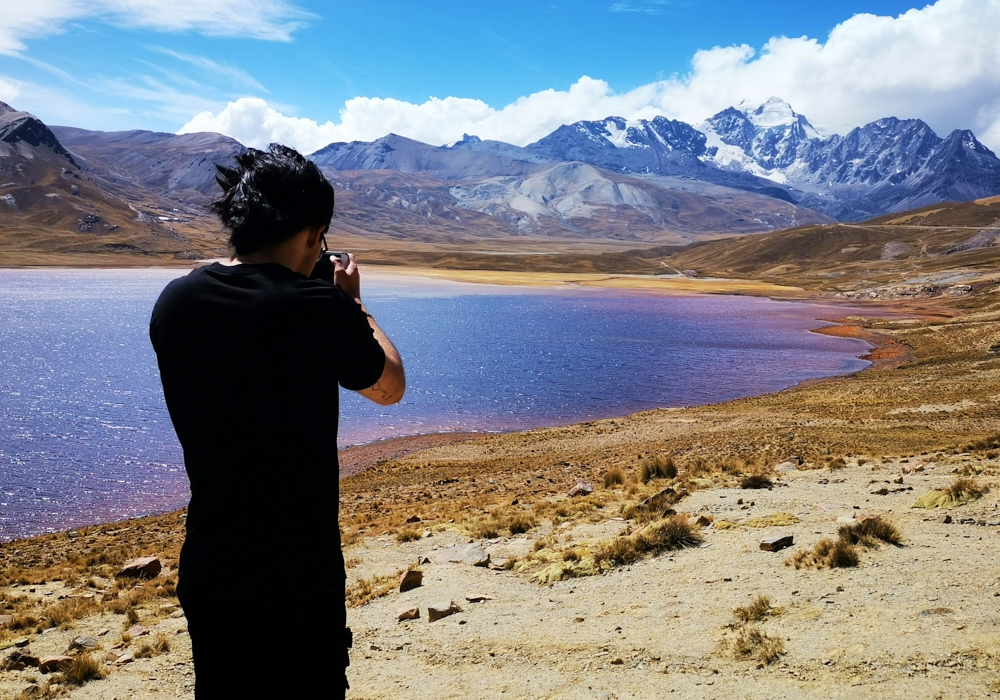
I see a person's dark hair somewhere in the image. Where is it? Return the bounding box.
[212,143,334,256]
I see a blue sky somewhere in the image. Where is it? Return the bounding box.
[2,0,1000,152]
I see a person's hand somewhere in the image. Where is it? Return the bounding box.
[334,253,361,300]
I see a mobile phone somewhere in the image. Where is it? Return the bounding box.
[324,251,350,267]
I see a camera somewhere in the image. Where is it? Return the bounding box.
[310,250,350,282]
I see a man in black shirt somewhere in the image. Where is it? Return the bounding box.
[150,144,404,698]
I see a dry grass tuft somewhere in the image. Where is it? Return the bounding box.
[786,537,859,569]
[603,467,626,488]
[345,571,403,608]
[733,595,777,624]
[827,456,847,470]
[470,517,502,540]
[505,512,537,535]
[639,455,677,483]
[134,632,171,659]
[944,477,986,502]
[61,652,106,686]
[739,474,773,490]
[395,528,422,543]
[727,626,785,665]
[594,515,703,567]
[837,516,902,548]
[621,487,683,522]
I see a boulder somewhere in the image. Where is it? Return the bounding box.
[568,481,594,497]
[69,636,98,651]
[437,543,490,567]
[396,607,420,621]
[428,601,463,622]
[688,514,713,528]
[115,556,161,580]
[465,593,493,603]
[38,655,73,673]
[399,569,423,593]
[126,625,148,638]
[3,649,40,671]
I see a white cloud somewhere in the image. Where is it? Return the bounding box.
[0,0,311,54]
[147,47,268,93]
[178,0,1000,154]
[0,76,22,105]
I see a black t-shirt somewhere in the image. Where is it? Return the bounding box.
[149,262,385,590]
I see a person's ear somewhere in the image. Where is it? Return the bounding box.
[304,224,325,249]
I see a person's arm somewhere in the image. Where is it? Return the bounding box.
[334,254,405,406]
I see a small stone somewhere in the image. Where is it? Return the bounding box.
[938,514,953,524]
[573,617,585,623]
[399,569,423,593]
[892,476,904,484]
[114,650,134,665]
[115,557,161,580]
[396,607,420,621]
[38,655,73,673]
[405,515,421,523]
[986,519,1000,527]
[170,610,185,618]
[610,657,624,665]
[465,593,493,603]
[14,638,29,648]
[568,481,594,497]
[775,461,798,472]
[97,628,110,636]
[427,601,463,622]
[836,514,856,524]
[871,487,889,496]
[69,636,98,651]
[760,535,794,552]
[688,514,713,528]
[126,625,149,638]
[489,558,509,570]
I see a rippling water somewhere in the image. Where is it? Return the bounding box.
[0,269,869,540]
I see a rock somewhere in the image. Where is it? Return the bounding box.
[427,601,463,622]
[114,650,134,665]
[775,461,798,472]
[489,558,509,571]
[688,514,713,528]
[399,569,423,593]
[871,487,889,496]
[115,556,161,580]
[465,593,493,603]
[960,517,978,525]
[38,655,73,673]
[437,543,490,567]
[170,609,185,618]
[405,515,421,523]
[0,615,12,628]
[760,535,794,552]
[14,638,29,648]
[986,519,1000,526]
[3,649,40,671]
[396,607,419,621]
[836,514,856,524]
[568,481,594,497]
[69,636,98,651]
[938,514,953,524]
[892,476,904,484]
[610,656,624,665]
[126,625,148,638]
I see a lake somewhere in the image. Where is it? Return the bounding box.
[0,268,870,540]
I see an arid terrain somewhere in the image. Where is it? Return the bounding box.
[3,197,1000,698]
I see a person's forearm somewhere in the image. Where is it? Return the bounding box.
[358,301,405,404]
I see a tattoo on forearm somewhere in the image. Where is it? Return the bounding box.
[369,380,394,401]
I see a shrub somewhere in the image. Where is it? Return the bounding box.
[395,529,421,543]
[945,477,986,502]
[837,516,901,548]
[61,653,106,686]
[603,467,626,488]
[739,474,773,490]
[827,456,847,470]
[733,595,776,624]
[786,537,858,569]
[505,512,536,535]
[728,626,784,665]
[594,515,703,567]
[639,455,677,483]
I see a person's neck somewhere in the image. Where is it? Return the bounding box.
[236,246,310,276]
